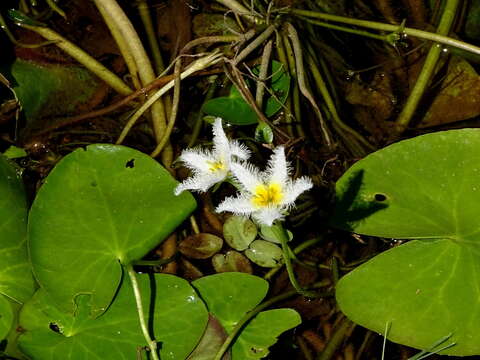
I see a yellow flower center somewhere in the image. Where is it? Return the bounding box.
[251,183,284,208]
[207,160,225,172]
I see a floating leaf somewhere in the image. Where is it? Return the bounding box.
[202,61,290,125]
[223,216,257,251]
[259,223,293,244]
[2,59,102,133]
[179,233,223,259]
[0,154,35,304]
[0,295,14,340]
[2,301,25,359]
[193,273,268,332]
[28,144,196,317]
[202,95,258,125]
[193,273,301,360]
[231,309,301,359]
[3,145,27,159]
[333,129,480,356]
[212,251,253,274]
[0,158,32,357]
[245,240,283,268]
[18,274,208,360]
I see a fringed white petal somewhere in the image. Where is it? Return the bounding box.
[216,195,255,215]
[266,146,291,186]
[178,148,215,173]
[252,207,284,226]
[174,173,224,195]
[282,176,313,206]
[230,162,263,193]
[230,140,250,160]
[212,117,230,158]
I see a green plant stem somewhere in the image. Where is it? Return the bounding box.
[395,0,460,133]
[150,58,181,158]
[126,264,159,360]
[188,75,220,147]
[94,0,168,152]
[95,1,141,89]
[302,17,390,41]
[298,335,315,360]
[0,12,54,48]
[182,35,242,53]
[302,255,375,272]
[45,0,66,18]
[274,223,317,297]
[290,8,480,56]
[317,317,354,360]
[288,205,319,225]
[19,0,29,13]
[282,31,300,137]
[355,331,374,360]
[315,48,342,111]
[408,333,455,360]
[264,236,322,280]
[234,24,276,65]
[226,64,291,142]
[255,39,273,110]
[331,257,339,285]
[305,52,373,154]
[137,0,165,74]
[213,280,330,360]
[116,52,223,144]
[215,0,255,22]
[94,0,156,87]
[275,30,294,136]
[381,321,391,360]
[216,0,249,13]
[19,24,133,95]
[287,23,330,144]
[136,0,172,130]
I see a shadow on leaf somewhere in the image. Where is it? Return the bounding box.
[331,169,388,232]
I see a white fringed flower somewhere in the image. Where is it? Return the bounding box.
[216,146,313,226]
[174,118,249,195]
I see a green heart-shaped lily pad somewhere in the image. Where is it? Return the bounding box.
[202,61,290,125]
[192,273,301,359]
[333,129,480,356]
[0,154,35,305]
[18,274,208,360]
[0,154,35,342]
[193,273,268,332]
[0,295,14,340]
[231,309,301,359]
[28,144,196,318]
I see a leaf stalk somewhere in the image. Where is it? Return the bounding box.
[126,264,160,360]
